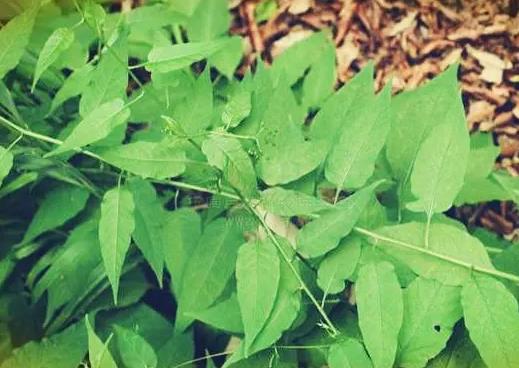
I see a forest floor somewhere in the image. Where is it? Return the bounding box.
[229,0,519,239]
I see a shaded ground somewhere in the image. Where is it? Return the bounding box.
[230,0,519,238]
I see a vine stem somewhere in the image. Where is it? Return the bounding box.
[353,226,519,284]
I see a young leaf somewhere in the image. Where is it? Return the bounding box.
[128,179,166,285]
[186,0,230,41]
[176,219,243,330]
[328,339,373,368]
[48,62,94,114]
[162,209,201,294]
[461,275,519,368]
[46,99,130,157]
[317,237,361,295]
[260,186,331,217]
[356,261,403,368]
[364,222,495,286]
[80,31,128,117]
[297,182,378,258]
[85,315,117,368]
[221,85,251,128]
[0,321,87,368]
[32,27,75,91]
[98,186,135,304]
[236,239,280,355]
[22,185,89,244]
[0,146,14,187]
[186,293,244,334]
[0,2,39,79]
[202,135,258,198]
[407,121,469,216]
[397,277,462,368]
[114,326,158,368]
[96,140,187,179]
[325,83,390,191]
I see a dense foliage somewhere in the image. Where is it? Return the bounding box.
[1,1,519,367]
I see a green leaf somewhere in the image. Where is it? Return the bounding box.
[202,135,258,198]
[427,331,486,368]
[0,321,87,368]
[186,293,244,334]
[48,62,94,114]
[397,277,462,368]
[328,339,373,368]
[98,186,135,304]
[186,0,230,41]
[86,315,117,368]
[464,132,500,181]
[22,185,89,244]
[302,40,336,110]
[128,178,166,285]
[407,120,469,216]
[259,186,331,217]
[317,237,361,294]
[162,209,201,295]
[32,27,74,91]
[47,99,130,157]
[236,239,280,355]
[325,83,390,190]
[96,140,187,179]
[0,2,39,79]
[80,30,128,117]
[146,38,229,74]
[209,36,243,79]
[297,182,378,258]
[493,170,519,204]
[367,222,495,286]
[176,218,243,330]
[461,275,519,368]
[255,0,278,23]
[356,261,403,368]
[221,85,251,128]
[0,146,14,187]
[114,326,157,368]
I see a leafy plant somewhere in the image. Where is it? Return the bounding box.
[0,1,518,367]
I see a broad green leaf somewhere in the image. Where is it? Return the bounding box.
[464,133,500,181]
[202,135,258,198]
[22,185,89,244]
[365,222,495,286]
[0,146,14,187]
[146,38,229,74]
[0,321,87,368]
[186,0,230,41]
[427,331,486,368]
[455,175,510,205]
[325,83,390,190]
[114,326,158,368]
[260,187,331,216]
[302,40,336,109]
[47,99,130,157]
[397,277,462,368]
[86,315,117,368]
[98,186,135,304]
[493,170,519,204]
[0,2,39,79]
[128,178,166,285]
[407,121,469,216]
[317,237,361,294]
[209,36,243,79]
[236,239,280,355]
[328,339,373,368]
[297,182,378,258]
[356,261,403,368]
[309,63,374,150]
[156,330,194,368]
[80,31,128,117]
[49,62,94,114]
[177,219,243,330]
[32,27,74,91]
[461,275,519,368]
[162,209,201,294]
[256,77,326,185]
[222,85,251,128]
[386,65,463,206]
[83,0,106,37]
[186,293,244,334]
[96,140,187,179]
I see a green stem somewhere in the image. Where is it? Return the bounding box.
[354,226,519,284]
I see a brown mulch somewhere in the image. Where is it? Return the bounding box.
[230,0,519,239]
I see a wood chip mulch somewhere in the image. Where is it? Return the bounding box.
[229,0,519,239]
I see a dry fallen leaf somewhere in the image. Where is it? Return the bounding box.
[288,0,312,15]
[387,11,417,37]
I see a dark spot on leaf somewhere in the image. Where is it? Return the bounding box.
[434,325,441,332]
